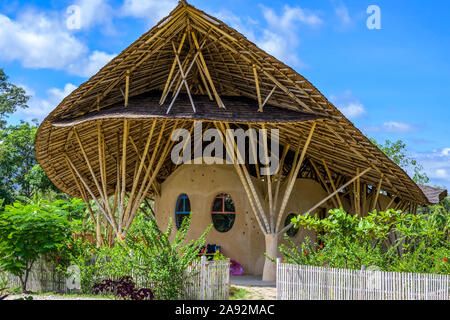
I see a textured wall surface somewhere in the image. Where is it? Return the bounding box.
[155,163,330,275]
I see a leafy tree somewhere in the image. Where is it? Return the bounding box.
[0,69,29,128]
[0,121,56,202]
[280,208,450,274]
[370,138,429,185]
[0,200,73,292]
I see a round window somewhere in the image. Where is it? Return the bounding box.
[211,194,236,233]
[175,194,191,229]
[284,213,299,237]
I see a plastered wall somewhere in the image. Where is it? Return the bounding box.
[154,163,329,275]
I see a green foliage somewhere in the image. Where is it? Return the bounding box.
[370,138,429,185]
[120,215,212,300]
[56,238,101,294]
[0,270,9,299]
[0,122,58,202]
[282,208,450,274]
[55,214,212,299]
[0,69,29,128]
[229,286,252,300]
[0,201,73,292]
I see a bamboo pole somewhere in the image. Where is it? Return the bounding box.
[224,122,271,233]
[356,168,361,216]
[73,128,113,218]
[272,144,290,233]
[126,120,167,228]
[126,121,181,230]
[371,177,384,212]
[276,122,316,233]
[160,30,188,104]
[65,155,119,236]
[279,167,372,235]
[215,122,268,235]
[310,159,338,209]
[253,65,263,112]
[122,120,156,225]
[385,193,399,211]
[248,124,261,180]
[118,120,129,232]
[322,159,343,208]
[261,124,274,233]
[125,70,130,107]
[191,31,224,108]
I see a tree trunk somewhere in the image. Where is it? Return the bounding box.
[262,234,278,281]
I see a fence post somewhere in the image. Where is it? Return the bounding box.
[200,255,207,300]
[359,265,366,300]
[276,258,281,300]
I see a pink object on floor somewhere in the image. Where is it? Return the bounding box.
[230,259,244,275]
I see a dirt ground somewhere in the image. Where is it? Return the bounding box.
[5,286,277,300]
[231,285,277,300]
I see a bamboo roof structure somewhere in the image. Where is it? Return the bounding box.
[35,0,436,206]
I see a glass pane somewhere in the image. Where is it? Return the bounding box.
[176,196,185,212]
[176,214,189,229]
[184,197,191,212]
[212,197,223,212]
[212,214,236,233]
[224,197,235,212]
[284,213,299,237]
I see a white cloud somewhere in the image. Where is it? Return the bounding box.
[365,121,417,134]
[0,11,87,70]
[120,0,177,24]
[262,5,323,30]
[334,5,351,26]
[16,83,78,122]
[72,0,114,31]
[0,9,116,78]
[218,5,322,68]
[331,0,352,28]
[67,50,117,78]
[329,90,366,119]
[412,148,450,188]
[435,169,448,179]
[215,10,257,42]
[257,5,322,67]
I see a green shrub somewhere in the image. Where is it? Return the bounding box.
[0,201,72,292]
[280,208,450,274]
[121,215,211,300]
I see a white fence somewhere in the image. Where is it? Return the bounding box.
[276,259,450,300]
[4,256,230,300]
[184,256,230,300]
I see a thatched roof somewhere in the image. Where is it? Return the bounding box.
[35,1,438,205]
[52,91,325,127]
[418,185,448,204]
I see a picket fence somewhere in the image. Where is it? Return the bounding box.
[4,256,230,300]
[276,259,450,300]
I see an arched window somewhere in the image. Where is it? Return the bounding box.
[284,213,299,237]
[211,194,236,233]
[175,194,191,229]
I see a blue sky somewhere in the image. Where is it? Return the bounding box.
[0,0,449,188]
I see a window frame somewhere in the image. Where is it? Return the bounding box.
[211,194,236,215]
[211,193,236,233]
[175,193,191,229]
